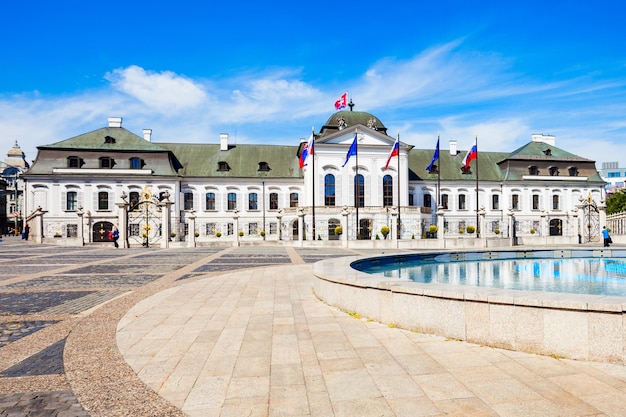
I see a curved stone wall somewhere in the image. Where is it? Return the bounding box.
[312,250,626,364]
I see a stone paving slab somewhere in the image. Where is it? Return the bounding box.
[3,237,626,416]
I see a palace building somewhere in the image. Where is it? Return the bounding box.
[22,108,605,247]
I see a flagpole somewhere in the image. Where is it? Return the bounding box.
[355,129,359,240]
[437,133,441,209]
[475,135,479,238]
[311,126,316,241]
[397,131,401,239]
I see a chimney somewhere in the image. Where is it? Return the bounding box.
[143,129,152,142]
[108,117,122,128]
[220,133,229,151]
[449,140,457,155]
[531,133,555,146]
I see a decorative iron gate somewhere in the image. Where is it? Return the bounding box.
[580,193,600,242]
[127,186,162,247]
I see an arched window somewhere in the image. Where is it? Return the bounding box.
[324,174,335,206]
[354,174,364,207]
[383,175,393,207]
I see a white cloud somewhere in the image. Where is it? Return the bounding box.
[105,66,208,113]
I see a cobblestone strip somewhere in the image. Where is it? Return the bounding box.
[0,390,89,417]
[40,290,129,315]
[0,321,58,348]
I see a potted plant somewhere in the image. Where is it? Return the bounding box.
[215,231,222,238]
[238,230,244,237]
[334,225,343,236]
[170,232,176,238]
[459,226,465,234]
[380,225,390,239]
[494,228,500,235]
[466,225,476,234]
[530,228,536,234]
[194,231,200,237]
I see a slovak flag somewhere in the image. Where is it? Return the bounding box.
[335,92,347,110]
[462,138,478,169]
[384,137,399,170]
[298,134,314,169]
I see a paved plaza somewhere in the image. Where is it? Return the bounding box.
[1,237,626,416]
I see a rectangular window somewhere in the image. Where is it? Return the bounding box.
[269,222,277,235]
[184,192,194,210]
[269,193,278,210]
[290,193,298,208]
[228,193,237,210]
[423,194,432,208]
[227,223,234,235]
[458,194,466,210]
[492,194,499,210]
[67,224,78,238]
[98,191,109,210]
[248,193,258,210]
[512,194,520,210]
[66,191,78,211]
[409,194,414,206]
[248,222,258,235]
[532,194,539,210]
[441,194,449,210]
[552,195,559,210]
[206,222,216,235]
[205,192,216,211]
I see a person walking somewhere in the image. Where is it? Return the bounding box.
[112,225,120,248]
[602,226,612,247]
[22,224,30,240]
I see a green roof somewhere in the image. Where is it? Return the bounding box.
[505,141,592,162]
[40,127,169,152]
[159,143,303,179]
[409,148,510,182]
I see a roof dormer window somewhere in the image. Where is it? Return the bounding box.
[100,157,116,169]
[130,157,145,169]
[528,165,539,175]
[258,162,271,172]
[217,161,231,172]
[104,135,116,144]
[544,148,552,156]
[67,156,84,168]
[568,166,579,177]
[549,166,559,176]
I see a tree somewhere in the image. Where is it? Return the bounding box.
[606,190,626,215]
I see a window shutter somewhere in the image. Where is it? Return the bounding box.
[365,175,371,206]
[93,192,99,210]
[61,192,67,211]
[78,192,84,209]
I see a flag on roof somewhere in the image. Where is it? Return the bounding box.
[462,138,477,169]
[426,137,440,171]
[384,137,399,170]
[342,133,358,167]
[335,92,347,110]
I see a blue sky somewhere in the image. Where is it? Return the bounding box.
[1,1,626,168]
